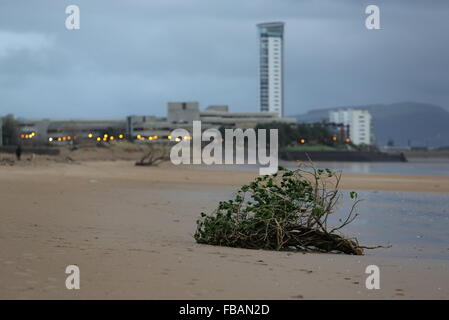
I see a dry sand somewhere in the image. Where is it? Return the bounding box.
[1,159,449,299]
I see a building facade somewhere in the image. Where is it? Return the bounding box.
[167,102,200,123]
[6,102,295,145]
[128,102,296,141]
[257,22,284,117]
[11,117,126,145]
[329,109,373,145]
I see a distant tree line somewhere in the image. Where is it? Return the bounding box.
[254,122,333,148]
[217,122,334,148]
[1,115,19,145]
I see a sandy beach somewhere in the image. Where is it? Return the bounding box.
[1,158,449,299]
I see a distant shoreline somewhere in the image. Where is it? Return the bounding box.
[280,150,406,162]
[400,150,449,159]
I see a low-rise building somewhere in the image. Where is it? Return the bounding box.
[13,118,126,144]
[128,102,296,141]
[6,102,295,145]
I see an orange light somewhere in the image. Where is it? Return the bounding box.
[345,138,351,143]
[67,136,71,140]
[300,139,305,144]
[332,136,337,141]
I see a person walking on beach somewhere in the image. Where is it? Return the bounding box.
[15,144,22,161]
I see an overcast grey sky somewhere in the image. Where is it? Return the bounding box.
[0,0,448,118]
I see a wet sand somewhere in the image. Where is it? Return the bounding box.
[1,160,448,299]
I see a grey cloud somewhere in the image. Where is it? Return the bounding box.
[0,0,448,118]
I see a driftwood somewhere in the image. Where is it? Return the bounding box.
[135,143,170,166]
[195,164,390,255]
